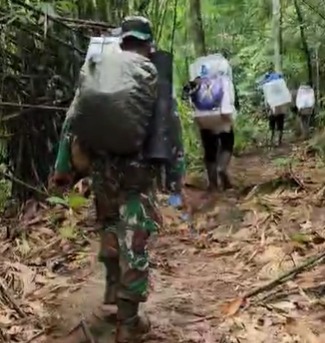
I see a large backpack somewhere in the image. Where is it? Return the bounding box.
[296,85,315,113]
[190,53,233,80]
[70,49,158,155]
[191,76,224,111]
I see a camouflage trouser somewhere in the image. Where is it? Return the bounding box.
[160,147,185,193]
[92,156,160,303]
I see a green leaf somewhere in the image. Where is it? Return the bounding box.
[67,193,87,210]
[290,233,310,244]
[59,226,77,240]
[47,196,68,207]
[18,237,31,256]
[273,157,290,167]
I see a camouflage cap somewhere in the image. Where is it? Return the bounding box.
[121,16,153,42]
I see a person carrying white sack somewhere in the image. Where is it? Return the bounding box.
[292,83,315,139]
[261,68,292,146]
[182,53,240,191]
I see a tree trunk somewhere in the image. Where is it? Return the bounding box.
[188,0,206,57]
[293,0,313,86]
[272,0,282,72]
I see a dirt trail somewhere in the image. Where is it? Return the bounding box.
[4,142,325,343]
[47,143,322,343]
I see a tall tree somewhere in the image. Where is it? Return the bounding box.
[188,0,206,57]
[293,0,313,86]
[272,0,282,72]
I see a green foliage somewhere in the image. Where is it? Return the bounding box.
[177,101,202,172]
[47,192,88,211]
[2,0,325,191]
[308,128,325,158]
[0,165,11,211]
[0,179,11,211]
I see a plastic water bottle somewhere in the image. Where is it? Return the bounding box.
[200,64,208,77]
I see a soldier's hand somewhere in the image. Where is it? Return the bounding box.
[48,171,73,191]
[74,177,92,198]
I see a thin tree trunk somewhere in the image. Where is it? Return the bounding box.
[293,0,313,86]
[315,46,320,111]
[272,0,282,72]
[188,0,206,57]
[279,0,283,57]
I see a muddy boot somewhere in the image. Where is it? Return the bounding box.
[270,130,275,147]
[101,257,119,305]
[300,115,310,140]
[205,162,218,191]
[217,151,232,190]
[104,279,118,305]
[278,130,283,146]
[115,299,150,343]
[98,259,119,321]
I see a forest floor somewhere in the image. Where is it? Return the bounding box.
[2,141,325,343]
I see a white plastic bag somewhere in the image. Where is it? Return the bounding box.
[262,78,291,108]
[85,36,121,62]
[189,53,233,81]
[296,85,315,110]
[66,36,121,120]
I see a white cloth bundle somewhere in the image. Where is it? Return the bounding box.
[296,85,315,110]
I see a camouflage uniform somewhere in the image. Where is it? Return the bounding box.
[93,155,160,305]
[53,16,168,343]
[54,116,160,338]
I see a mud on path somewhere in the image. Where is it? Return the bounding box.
[3,142,325,343]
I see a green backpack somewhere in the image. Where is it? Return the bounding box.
[71,50,158,155]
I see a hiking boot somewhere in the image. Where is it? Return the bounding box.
[278,131,283,146]
[100,256,119,305]
[115,299,150,343]
[219,171,232,190]
[102,281,118,322]
[205,162,218,190]
[217,151,232,190]
[104,281,118,305]
[115,315,151,342]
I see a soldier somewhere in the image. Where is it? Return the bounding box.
[51,16,163,343]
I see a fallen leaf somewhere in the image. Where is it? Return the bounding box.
[21,199,39,222]
[290,232,311,244]
[47,196,68,207]
[270,300,296,313]
[220,297,246,317]
[59,226,77,240]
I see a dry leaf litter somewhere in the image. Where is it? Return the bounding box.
[1,143,325,342]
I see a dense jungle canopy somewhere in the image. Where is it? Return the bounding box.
[0,0,325,201]
[3,2,325,343]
